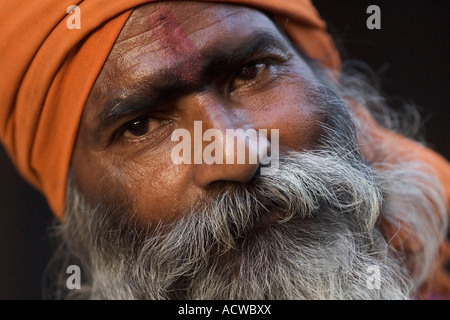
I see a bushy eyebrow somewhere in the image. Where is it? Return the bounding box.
[96,31,291,134]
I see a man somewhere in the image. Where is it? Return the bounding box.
[0,0,449,299]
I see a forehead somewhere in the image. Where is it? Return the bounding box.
[117,1,274,43]
[96,2,280,91]
[113,1,276,53]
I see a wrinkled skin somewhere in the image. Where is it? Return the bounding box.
[72,2,331,223]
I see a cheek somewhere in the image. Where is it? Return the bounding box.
[73,140,196,224]
[110,140,209,223]
[249,77,325,152]
[119,158,191,222]
[273,97,323,151]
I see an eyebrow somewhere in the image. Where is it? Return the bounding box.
[96,31,291,134]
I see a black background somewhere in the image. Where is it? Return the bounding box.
[0,0,449,299]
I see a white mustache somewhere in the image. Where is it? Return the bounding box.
[180,150,382,253]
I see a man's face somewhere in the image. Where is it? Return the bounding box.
[62,1,446,300]
[72,1,326,223]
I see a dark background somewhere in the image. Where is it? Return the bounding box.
[0,0,449,299]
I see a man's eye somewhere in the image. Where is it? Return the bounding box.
[232,62,267,89]
[122,118,161,139]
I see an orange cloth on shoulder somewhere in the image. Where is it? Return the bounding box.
[0,0,448,297]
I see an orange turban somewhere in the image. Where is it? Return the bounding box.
[0,0,449,297]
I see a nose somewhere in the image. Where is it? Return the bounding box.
[193,125,263,187]
[178,93,263,188]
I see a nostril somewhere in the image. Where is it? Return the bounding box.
[193,160,261,188]
[204,180,239,193]
[254,163,263,176]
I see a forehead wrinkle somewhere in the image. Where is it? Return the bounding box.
[113,2,273,57]
[112,7,205,85]
[114,2,208,49]
[111,15,176,59]
[108,2,280,73]
[180,8,248,35]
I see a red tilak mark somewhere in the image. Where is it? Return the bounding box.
[151,9,202,85]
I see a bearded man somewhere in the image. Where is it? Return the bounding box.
[0,0,449,300]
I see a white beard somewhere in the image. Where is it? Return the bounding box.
[49,82,447,300]
[53,150,446,300]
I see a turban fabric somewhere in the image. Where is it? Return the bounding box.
[0,0,449,297]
